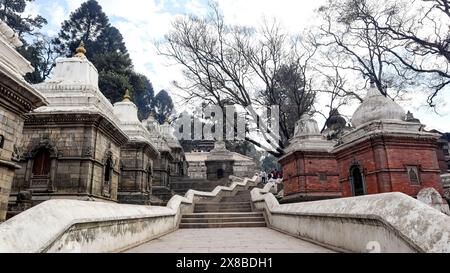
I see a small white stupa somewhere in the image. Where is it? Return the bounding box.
[351,83,406,128]
[160,121,183,150]
[33,41,123,130]
[283,110,335,156]
[335,82,441,150]
[113,90,159,156]
[142,113,171,154]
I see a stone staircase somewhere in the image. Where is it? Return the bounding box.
[170,179,230,196]
[151,187,176,206]
[180,188,266,229]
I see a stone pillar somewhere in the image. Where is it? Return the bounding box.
[0,102,40,221]
[0,21,47,220]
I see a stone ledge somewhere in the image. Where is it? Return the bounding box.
[251,184,450,253]
[0,175,259,253]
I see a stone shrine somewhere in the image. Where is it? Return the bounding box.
[205,141,237,181]
[0,21,47,221]
[9,43,129,213]
[142,115,174,189]
[279,83,446,203]
[279,112,341,202]
[186,143,256,181]
[113,90,160,205]
[160,121,188,180]
[333,84,444,198]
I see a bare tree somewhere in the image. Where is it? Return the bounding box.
[320,0,450,107]
[356,0,450,106]
[315,0,414,99]
[159,3,317,157]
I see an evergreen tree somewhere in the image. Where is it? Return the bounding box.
[0,0,47,36]
[261,155,280,172]
[0,0,52,83]
[53,0,123,59]
[53,0,150,111]
[130,73,155,120]
[20,34,56,84]
[152,90,174,124]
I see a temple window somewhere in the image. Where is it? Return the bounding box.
[0,135,4,149]
[104,158,113,183]
[407,166,420,185]
[102,156,113,197]
[318,173,327,183]
[32,150,51,177]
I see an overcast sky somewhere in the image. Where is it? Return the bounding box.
[28,0,450,132]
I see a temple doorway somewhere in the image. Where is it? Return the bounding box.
[350,165,366,196]
[217,169,225,179]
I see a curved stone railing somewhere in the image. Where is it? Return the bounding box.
[0,175,259,253]
[252,183,450,253]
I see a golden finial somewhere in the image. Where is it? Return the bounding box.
[75,41,87,58]
[123,89,131,102]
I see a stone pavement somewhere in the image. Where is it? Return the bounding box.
[126,228,334,253]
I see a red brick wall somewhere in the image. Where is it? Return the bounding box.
[335,135,443,198]
[281,151,341,198]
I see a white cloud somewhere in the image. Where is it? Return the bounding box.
[217,0,326,32]
[37,0,449,131]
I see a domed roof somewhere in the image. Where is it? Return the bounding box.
[113,90,139,124]
[293,113,320,138]
[352,84,405,128]
[326,109,347,131]
[113,90,159,157]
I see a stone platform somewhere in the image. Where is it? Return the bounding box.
[126,228,334,253]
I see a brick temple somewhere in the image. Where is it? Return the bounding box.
[280,84,447,203]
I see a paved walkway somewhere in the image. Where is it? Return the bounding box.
[126,228,334,253]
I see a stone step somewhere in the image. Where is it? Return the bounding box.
[194,208,253,213]
[220,199,252,203]
[183,212,263,219]
[181,216,265,224]
[221,197,251,201]
[195,202,252,208]
[179,221,267,229]
[194,206,253,211]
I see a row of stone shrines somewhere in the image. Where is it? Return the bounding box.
[0,25,188,221]
[280,85,448,203]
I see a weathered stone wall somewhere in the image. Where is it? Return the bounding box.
[206,160,234,181]
[233,161,256,179]
[0,176,259,253]
[0,107,24,221]
[187,160,255,180]
[187,161,207,179]
[437,139,449,173]
[252,183,450,253]
[169,150,183,178]
[12,116,123,206]
[154,154,170,187]
[118,143,154,205]
[442,174,450,200]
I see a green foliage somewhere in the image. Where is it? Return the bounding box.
[52,0,154,118]
[19,35,56,84]
[0,0,52,83]
[153,90,174,124]
[0,0,47,36]
[98,71,132,103]
[130,73,155,120]
[261,155,281,172]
